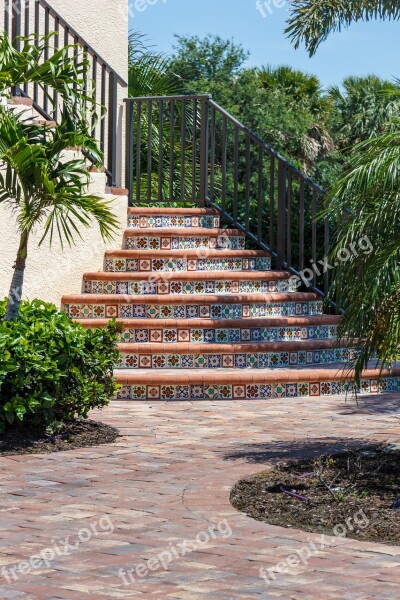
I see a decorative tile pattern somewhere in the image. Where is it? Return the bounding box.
[116,377,400,400]
[128,214,220,229]
[125,235,246,251]
[65,300,324,320]
[84,277,298,295]
[105,256,272,273]
[119,324,338,344]
[117,347,357,370]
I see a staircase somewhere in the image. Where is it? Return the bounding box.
[61,206,400,401]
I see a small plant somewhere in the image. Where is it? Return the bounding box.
[0,299,122,432]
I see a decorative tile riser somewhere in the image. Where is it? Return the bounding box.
[128,215,220,229]
[105,257,272,273]
[84,278,297,296]
[64,300,323,320]
[120,325,339,344]
[125,235,245,251]
[116,377,400,400]
[117,347,356,370]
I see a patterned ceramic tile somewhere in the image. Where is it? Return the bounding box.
[128,215,220,229]
[116,377,400,400]
[105,256,272,273]
[125,234,246,251]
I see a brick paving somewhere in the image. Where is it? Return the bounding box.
[1,394,400,598]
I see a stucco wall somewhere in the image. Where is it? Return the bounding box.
[0,186,127,307]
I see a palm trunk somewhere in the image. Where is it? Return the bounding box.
[4,232,29,321]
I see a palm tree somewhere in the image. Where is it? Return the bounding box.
[1,109,119,321]
[285,0,400,56]
[325,119,400,382]
[329,76,400,147]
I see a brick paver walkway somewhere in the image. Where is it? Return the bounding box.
[1,395,400,599]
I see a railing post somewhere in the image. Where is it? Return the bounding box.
[11,0,21,97]
[107,71,118,187]
[125,100,134,207]
[199,96,210,207]
[276,161,287,270]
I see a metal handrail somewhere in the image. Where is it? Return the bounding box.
[4,0,127,187]
[125,94,331,299]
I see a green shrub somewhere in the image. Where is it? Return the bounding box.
[0,299,121,432]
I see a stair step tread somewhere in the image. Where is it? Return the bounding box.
[105,249,271,258]
[124,228,243,237]
[118,339,344,352]
[62,292,319,304]
[114,364,400,384]
[128,207,218,215]
[76,315,341,328]
[83,271,290,281]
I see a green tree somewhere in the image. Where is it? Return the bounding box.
[286,0,400,56]
[169,34,249,92]
[329,76,400,147]
[286,1,400,377]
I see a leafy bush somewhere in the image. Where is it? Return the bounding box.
[0,300,121,432]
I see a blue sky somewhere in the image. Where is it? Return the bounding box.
[128,0,400,88]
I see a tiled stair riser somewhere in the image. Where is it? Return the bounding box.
[124,235,245,250]
[119,324,339,344]
[118,347,356,370]
[64,300,323,320]
[128,215,220,229]
[104,257,272,273]
[117,377,400,401]
[83,278,298,295]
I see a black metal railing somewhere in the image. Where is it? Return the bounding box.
[4,0,128,187]
[125,95,330,298]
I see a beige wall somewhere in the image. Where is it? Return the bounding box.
[0,185,127,307]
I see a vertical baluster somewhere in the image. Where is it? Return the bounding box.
[192,99,198,201]
[34,1,40,104]
[245,137,251,232]
[53,16,59,120]
[43,7,50,114]
[324,213,330,295]
[107,71,117,187]
[199,96,209,207]
[221,116,227,213]
[83,45,89,99]
[158,100,164,202]
[209,107,216,204]
[100,63,106,154]
[286,170,292,268]
[299,179,305,272]
[312,189,318,287]
[11,0,21,97]
[73,35,79,96]
[23,1,30,96]
[125,101,134,207]
[4,0,10,34]
[269,157,275,250]
[147,100,153,203]
[169,100,175,201]
[135,101,142,203]
[257,146,263,244]
[233,127,239,226]
[277,161,287,270]
[91,55,97,137]
[180,99,187,201]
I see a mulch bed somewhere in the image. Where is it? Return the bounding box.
[0,420,120,455]
[230,445,400,545]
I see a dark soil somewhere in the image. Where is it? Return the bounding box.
[231,445,400,545]
[0,420,120,455]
